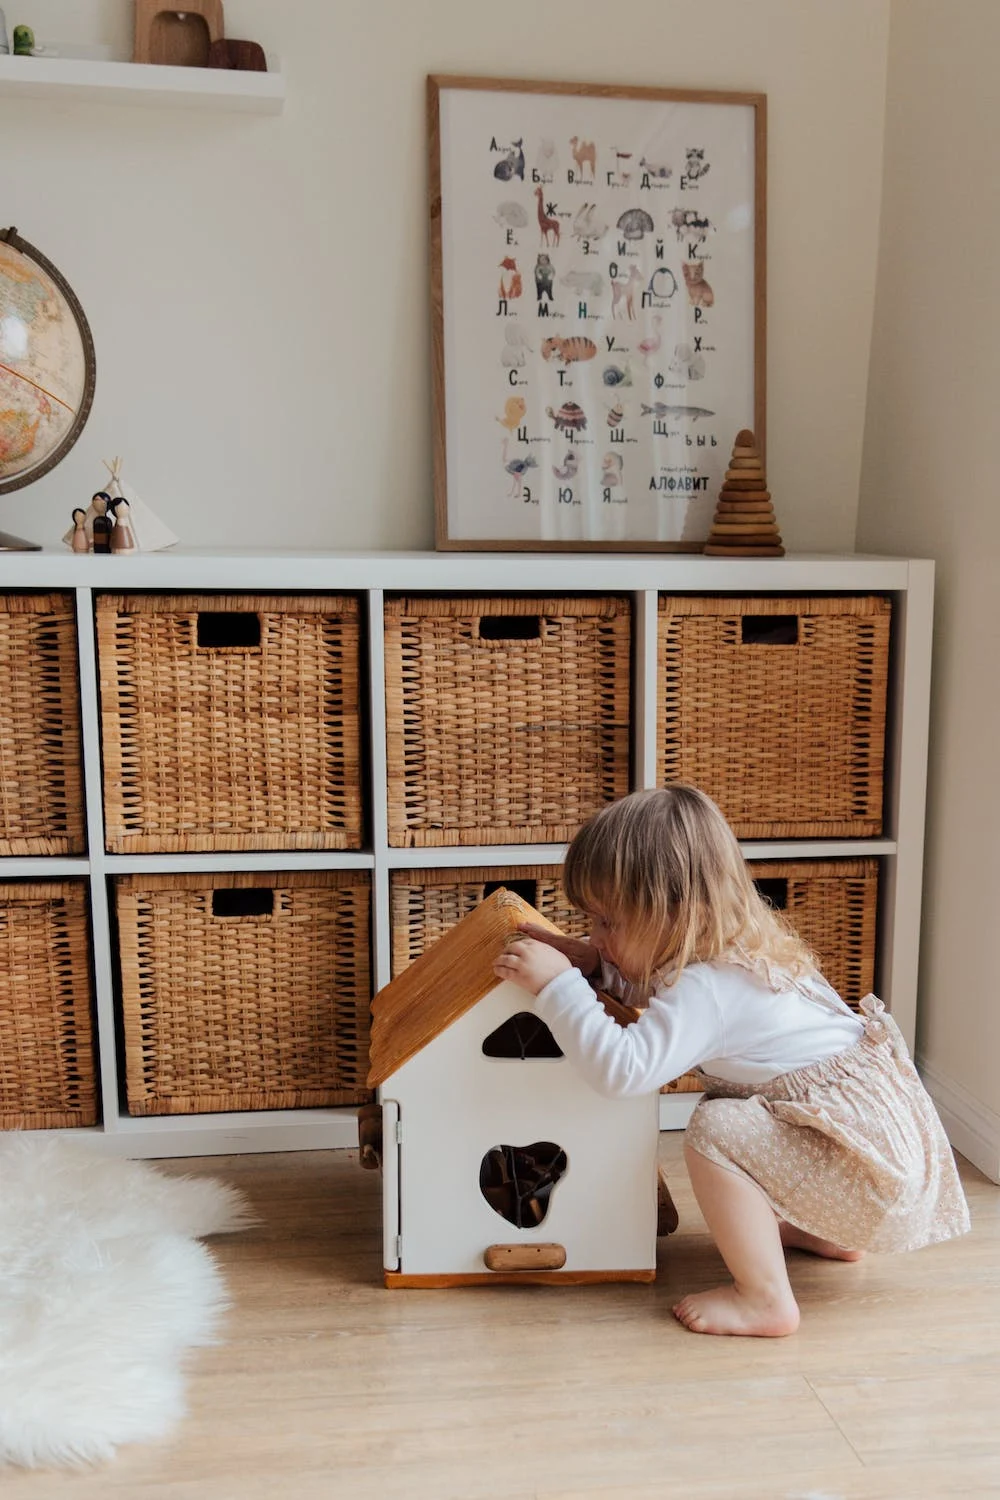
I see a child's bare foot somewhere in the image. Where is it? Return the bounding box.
[672,1283,800,1337]
[779,1221,865,1261]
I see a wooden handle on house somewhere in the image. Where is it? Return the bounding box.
[484,1243,567,1272]
[357,1102,383,1170]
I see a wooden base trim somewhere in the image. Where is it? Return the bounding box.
[384,1268,656,1288]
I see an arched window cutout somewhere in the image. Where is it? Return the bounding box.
[482,1013,563,1059]
[480,1142,568,1228]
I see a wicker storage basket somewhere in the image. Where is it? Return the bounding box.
[97,594,363,853]
[390,865,589,976]
[116,870,372,1115]
[0,881,97,1128]
[657,596,891,837]
[385,596,631,846]
[663,858,880,1093]
[0,594,84,856]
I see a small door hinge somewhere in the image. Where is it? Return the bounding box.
[394,1234,403,1260]
[394,1120,403,1144]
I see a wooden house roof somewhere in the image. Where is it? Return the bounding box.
[367,888,641,1087]
[367,889,561,1087]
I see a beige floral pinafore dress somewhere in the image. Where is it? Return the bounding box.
[685,993,970,1253]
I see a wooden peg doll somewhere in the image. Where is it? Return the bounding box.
[108,496,137,552]
[91,492,112,554]
[71,507,89,553]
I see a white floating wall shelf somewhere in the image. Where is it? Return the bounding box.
[0,54,284,113]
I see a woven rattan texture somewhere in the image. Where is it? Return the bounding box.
[657,596,891,837]
[385,596,631,846]
[0,594,84,856]
[760,857,880,1009]
[662,858,880,1093]
[97,594,363,853]
[390,866,589,977]
[116,871,372,1115]
[0,881,97,1127]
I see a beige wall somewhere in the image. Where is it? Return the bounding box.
[858,1,1000,1130]
[6,0,998,1160]
[4,0,889,550]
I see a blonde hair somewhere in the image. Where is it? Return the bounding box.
[562,784,818,992]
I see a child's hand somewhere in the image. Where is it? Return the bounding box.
[516,922,601,978]
[494,936,572,997]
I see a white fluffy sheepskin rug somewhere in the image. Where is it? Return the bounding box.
[0,1135,254,1470]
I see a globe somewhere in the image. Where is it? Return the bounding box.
[0,228,96,548]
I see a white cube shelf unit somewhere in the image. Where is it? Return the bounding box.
[0,549,933,1158]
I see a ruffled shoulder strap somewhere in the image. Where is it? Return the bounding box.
[721,945,848,1014]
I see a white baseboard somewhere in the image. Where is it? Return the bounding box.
[918,1057,1000,1184]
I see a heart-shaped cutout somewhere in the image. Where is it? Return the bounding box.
[480,1141,568,1228]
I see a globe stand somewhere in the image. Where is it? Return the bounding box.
[0,530,42,551]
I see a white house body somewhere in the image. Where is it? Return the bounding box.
[381,980,659,1282]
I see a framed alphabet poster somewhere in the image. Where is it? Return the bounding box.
[430,76,766,552]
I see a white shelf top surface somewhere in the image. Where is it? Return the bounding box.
[0,548,926,591]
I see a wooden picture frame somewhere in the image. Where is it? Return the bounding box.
[429,75,766,552]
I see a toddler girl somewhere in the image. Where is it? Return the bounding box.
[493,784,970,1338]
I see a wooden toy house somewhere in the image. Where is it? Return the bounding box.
[365,889,660,1288]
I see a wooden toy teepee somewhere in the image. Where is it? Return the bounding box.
[61,456,178,553]
[704,429,784,557]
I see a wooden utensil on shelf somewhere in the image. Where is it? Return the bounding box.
[207,38,266,70]
[133,0,224,66]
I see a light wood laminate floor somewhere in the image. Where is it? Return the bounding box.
[6,1138,999,1498]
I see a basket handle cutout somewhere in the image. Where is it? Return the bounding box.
[211,887,274,919]
[483,877,538,907]
[478,615,541,642]
[741,615,799,646]
[754,877,788,911]
[197,612,262,650]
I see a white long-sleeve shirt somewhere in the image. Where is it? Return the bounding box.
[533,957,865,1097]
